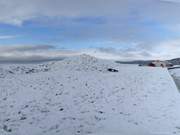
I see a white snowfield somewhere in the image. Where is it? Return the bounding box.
[1,54,180,135]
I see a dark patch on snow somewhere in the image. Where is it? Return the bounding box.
[107,68,118,72]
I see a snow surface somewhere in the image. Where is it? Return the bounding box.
[169,68,180,91]
[169,68,180,77]
[1,54,180,135]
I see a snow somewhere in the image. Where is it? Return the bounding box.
[169,68,180,91]
[169,68,180,77]
[1,54,180,135]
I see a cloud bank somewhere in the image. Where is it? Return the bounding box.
[0,45,80,62]
[1,43,180,62]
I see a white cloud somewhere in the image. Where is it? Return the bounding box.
[0,45,80,62]
[81,48,153,61]
[160,0,180,3]
[0,35,18,39]
[151,39,180,59]
[0,0,131,25]
[80,39,180,60]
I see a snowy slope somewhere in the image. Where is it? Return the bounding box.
[1,55,180,135]
[169,68,180,91]
[169,68,180,77]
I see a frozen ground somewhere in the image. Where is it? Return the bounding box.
[1,54,180,135]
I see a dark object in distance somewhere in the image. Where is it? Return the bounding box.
[107,68,118,72]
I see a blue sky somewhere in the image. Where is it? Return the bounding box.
[1,0,180,60]
[0,16,173,49]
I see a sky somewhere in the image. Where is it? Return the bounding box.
[1,0,180,61]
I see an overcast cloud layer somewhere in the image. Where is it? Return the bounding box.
[0,0,180,60]
[0,0,179,26]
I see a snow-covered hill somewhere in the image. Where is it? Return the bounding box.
[1,55,180,135]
